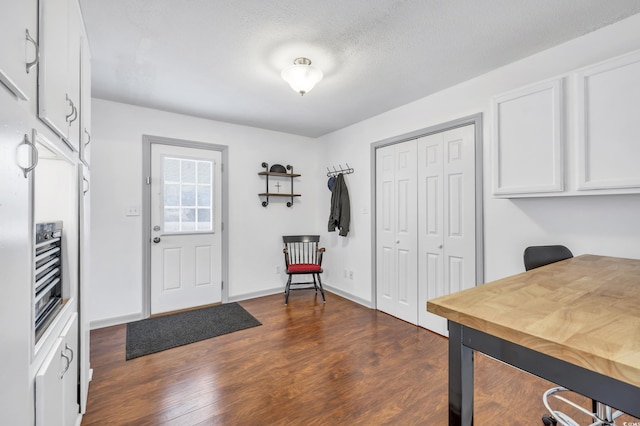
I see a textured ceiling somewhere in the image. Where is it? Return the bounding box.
[79,0,640,137]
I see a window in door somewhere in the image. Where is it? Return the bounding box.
[162,156,213,233]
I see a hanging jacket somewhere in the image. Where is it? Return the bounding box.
[328,173,350,237]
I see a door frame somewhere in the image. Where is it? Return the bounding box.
[141,135,229,318]
[370,113,485,309]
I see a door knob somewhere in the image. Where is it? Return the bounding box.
[438,244,443,249]
[153,237,161,243]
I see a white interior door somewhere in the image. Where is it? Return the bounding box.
[150,144,222,315]
[376,140,418,324]
[418,124,476,335]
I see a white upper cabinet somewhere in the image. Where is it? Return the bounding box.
[38,0,70,140]
[0,0,39,102]
[575,50,640,191]
[66,1,82,151]
[80,35,92,166]
[38,0,82,152]
[492,48,640,198]
[492,78,564,196]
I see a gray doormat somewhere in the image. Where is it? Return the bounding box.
[126,303,261,360]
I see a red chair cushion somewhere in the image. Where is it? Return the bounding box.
[287,263,321,273]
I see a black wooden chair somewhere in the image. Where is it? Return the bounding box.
[282,235,326,304]
[523,245,624,425]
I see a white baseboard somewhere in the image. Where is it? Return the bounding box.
[226,286,284,302]
[90,313,143,330]
[90,285,373,328]
[322,283,373,308]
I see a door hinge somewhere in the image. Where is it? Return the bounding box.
[221,281,224,289]
[221,222,224,231]
[146,176,151,185]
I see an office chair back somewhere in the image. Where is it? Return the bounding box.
[523,245,573,271]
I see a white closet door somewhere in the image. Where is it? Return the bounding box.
[376,141,418,324]
[418,125,476,335]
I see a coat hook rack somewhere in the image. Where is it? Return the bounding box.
[326,163,354,177]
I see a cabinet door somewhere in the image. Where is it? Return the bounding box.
[0,0,38,101]
[38,0,71,141]
[60,313,79,426]
[492,78,564,196]
[35,314,79,426]
[80,35,91,166]
[0,90,34,425]
[575,50,640,190]
[78,166,91,412]
[65,0,82,152]
[35,338,65,426]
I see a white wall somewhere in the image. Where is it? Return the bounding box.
[91,14,640,325]
[317,13,640,302]
[89,100,321,325]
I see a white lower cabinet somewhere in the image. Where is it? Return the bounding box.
[35,313,79,426]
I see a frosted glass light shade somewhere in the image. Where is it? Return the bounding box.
[281,57,323,96]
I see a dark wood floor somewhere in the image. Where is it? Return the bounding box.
[82,291,638,425]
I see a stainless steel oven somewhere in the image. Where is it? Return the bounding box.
[34,221,63,342]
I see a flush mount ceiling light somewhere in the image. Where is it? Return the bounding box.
[281,57,323,96]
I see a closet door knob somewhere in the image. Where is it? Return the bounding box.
[153,237,161,243]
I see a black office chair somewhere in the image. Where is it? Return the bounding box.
[523,246,623,426]
[523,245,573,271]
[282,235,326,305]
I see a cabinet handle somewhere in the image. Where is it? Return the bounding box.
[25,29,39,74]
[16,133,39,178]
[65,343,74,364]
[65,95,75,122]
[60,350,71,378]
[71,104,79,124]
[84,128,91,146]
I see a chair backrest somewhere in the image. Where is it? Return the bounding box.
[283,235,322,265]
[523,245,573,271]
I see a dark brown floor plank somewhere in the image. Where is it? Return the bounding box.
[82,291,639,425]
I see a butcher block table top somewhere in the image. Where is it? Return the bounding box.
[427,254,640,389]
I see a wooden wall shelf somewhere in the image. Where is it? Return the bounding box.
[258,163,300,207]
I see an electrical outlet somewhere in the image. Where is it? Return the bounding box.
[275,266,281,274]
[349,270,354,280]
[343,269,348,278]
[126,206,140,216]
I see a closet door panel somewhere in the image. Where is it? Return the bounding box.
[418,124,476,335]
[375,141,418,324]
[377,146,396,305]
